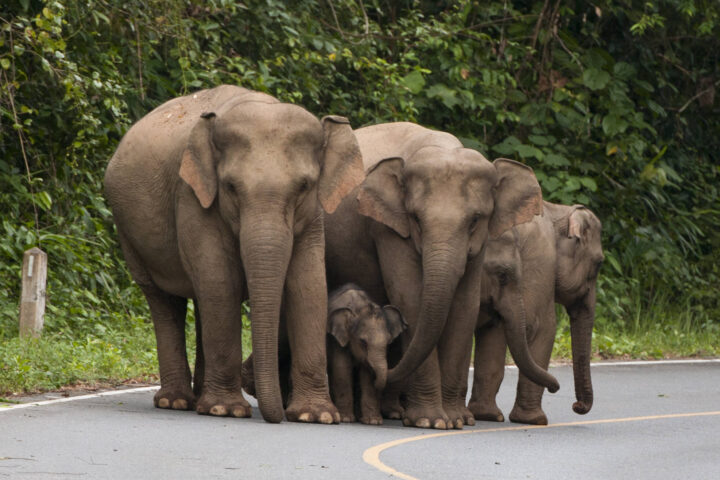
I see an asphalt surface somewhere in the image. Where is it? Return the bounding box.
[1,360,719,479]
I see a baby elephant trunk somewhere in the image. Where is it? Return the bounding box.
[368,349,388,391]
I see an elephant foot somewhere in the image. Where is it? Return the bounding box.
[196,392,252,418]
[286,397,341,424]
[360,414,383,425]
[509,405,548,425]
[467,400,505,423]
[337,409,356,423]
[380,395,404,420]
[401,405,451,430]
[154,386,195,411]
[443,404,476,429]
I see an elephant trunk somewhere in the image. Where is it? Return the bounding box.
[387,238,465,384]
[368,349,388,391]
[240,218,293,423]
[503,289,560,393]
[568,288,595,414]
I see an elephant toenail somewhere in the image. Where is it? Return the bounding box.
[402,418,412,426]
[432,419,446,429]
[466,417,476,426]
[416,418,431,428]
[157,398,170,408]
[172,399,188,410]
[232,407,249,418]
[454,419,464,429]
[319,412,333,424]
[334,412,341,423]
[210,405,228,416]
[298,413,311,422]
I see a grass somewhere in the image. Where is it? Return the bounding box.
[0,310,254,397]
[0,323,161,396]
[553,301,720,361]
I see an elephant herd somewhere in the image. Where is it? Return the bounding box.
[104,85,603,430]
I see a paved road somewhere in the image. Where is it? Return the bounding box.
[1,361,719,479]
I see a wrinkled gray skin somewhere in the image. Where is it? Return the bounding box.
[325,122,560,430]
[104,85,365,423]
[327,284,407,425]
[468,202,603,425]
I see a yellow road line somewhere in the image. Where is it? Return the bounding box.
[362,411,720,480]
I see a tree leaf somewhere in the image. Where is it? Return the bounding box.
[401,71,426,94]
[582,68,611,90]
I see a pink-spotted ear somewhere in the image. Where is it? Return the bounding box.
[319,116,365,214]
[488,158,543,239]
[179,112,218,209]
[356,157,409,238]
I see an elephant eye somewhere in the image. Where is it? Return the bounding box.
[469,213,482,232]
[298,178,310,193]
[410,213,422,233]
[496,267,513,286]
[225,182,237,195]
[359,338,368,350]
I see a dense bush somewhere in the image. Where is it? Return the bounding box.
[1,0,718,345]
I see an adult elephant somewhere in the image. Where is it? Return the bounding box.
[104,85,364,423]
[324,122,560,429]
[468,202,603,425]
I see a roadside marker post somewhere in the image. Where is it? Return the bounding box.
[19,247,47,338]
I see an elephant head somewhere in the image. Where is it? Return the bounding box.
[328,296,407,390]
[551,203,603,414]
[479,218,563,392]
[179,102,364,422]
[357,151,558,392]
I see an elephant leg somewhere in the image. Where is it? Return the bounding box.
[283,217,340,424]
[328,343,355,422]
[142,285,195,410]
[438,255,483,429]
[240,354,256,397]
[467,319,506,422]
[358,367,383,425]
[192,300,204,399]
[193,288,250,418]
[509,305,556,425]
[375,229,448,430]
[117,232,194,411]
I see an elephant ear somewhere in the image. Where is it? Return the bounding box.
[568,206,590,239]
[328,307,355,347]
[356,157,409,238]
[179,112,218,209]
[488,158,543,239]
[383,305,407,343]
[319,116,366,214]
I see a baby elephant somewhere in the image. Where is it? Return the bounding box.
[327,284,407,424]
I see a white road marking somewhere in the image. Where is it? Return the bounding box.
[0,386,159,412]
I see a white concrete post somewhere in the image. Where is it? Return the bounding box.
[19,247,47,338]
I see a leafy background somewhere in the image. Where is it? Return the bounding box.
[1,0,718,391]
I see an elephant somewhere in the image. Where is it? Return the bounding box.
[326,284,407,425]
[104,85,365,423]
[468,201,603,425]
[324,122,560,430]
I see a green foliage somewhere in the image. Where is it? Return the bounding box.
[0,321,159,394]
[1,1,718,393]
